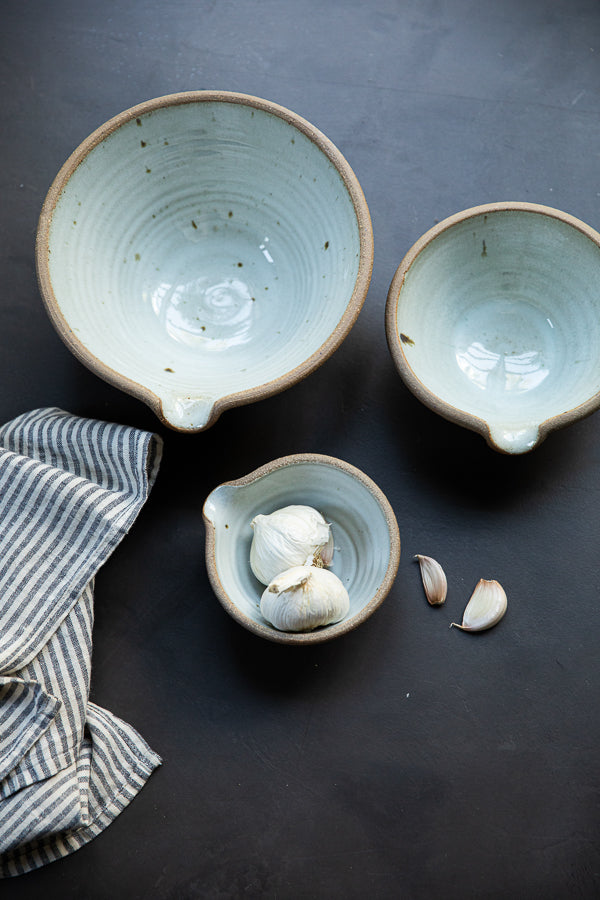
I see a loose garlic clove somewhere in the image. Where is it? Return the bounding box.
[451,578,507,632]
[319,529,335,567]
[415,554,447,606]
[250,505,333,585]
[260,565,349,633]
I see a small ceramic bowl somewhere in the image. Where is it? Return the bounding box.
[203,454,400,645]
[386,202,600,454]
[36,91,373,432]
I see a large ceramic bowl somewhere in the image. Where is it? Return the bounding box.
[36,91,373,432]
[203,454,401,645]
[386,202,600,454]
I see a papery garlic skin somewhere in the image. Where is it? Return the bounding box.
[451,578,507,632]
[415,554,447,606]
[260,565,349,632]
[250,505,334,585]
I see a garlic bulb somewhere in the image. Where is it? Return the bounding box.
[260,565,349,632]
[415,554,447,606]
[250,504,334,585]
[451,578,507,632]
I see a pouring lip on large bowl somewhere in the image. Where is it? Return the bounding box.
[36,90,374,432]
[202,453,401,645]
[385,201,600,454]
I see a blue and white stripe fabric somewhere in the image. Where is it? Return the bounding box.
[0,408,162,876]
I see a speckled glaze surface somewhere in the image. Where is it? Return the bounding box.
[37,91,373,432]
[202,454,401,645]
[386,202,600,454]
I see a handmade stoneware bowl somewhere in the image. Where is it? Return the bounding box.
[386,202,600,454]
[203,454,400,645]
[37,91,373,432]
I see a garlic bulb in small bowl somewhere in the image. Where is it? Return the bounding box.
[250,505,334,586]
[260,566,349,632]
[202,454,401,645]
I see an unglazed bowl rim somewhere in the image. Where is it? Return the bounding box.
[385,201,600,454]
[36,91,374,432]
[202,453,401,645]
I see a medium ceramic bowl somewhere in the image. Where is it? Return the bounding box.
[37,91,373,432]
[203,454,400,645]
[386,202,600,454]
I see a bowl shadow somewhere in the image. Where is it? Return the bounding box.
[380,362,589,514]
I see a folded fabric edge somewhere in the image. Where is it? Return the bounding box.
[0,679,62,786]
[146,430,163,491]
[0,749,162,878]
[0,414,164,675]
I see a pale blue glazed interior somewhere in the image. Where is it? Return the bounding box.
[396,209,600,452]
[204,459,396,639]
[45,98,363,430]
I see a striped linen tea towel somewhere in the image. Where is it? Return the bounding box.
[0,408,163,877]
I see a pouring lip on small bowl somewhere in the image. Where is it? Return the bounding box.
[385,201,600,454]
[36,90,374,433]
[202,453,401,645]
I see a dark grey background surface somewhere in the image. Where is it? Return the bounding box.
[2,0,600,897]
